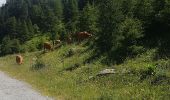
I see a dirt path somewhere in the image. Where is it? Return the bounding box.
[0,71,53,100]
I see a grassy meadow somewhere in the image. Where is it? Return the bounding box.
[0,43,170,100]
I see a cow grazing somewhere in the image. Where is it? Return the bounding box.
[16,55,23,65]
[77,31,92,42]
[44,42,52,51]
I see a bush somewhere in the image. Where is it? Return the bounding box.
[140,65,156,80]
[128,45,145,56]
[31,57,46,70]
[0,36,21,56]
[65,48,83,57]
[21,35,49,52]
[65,63,81,71]
[118,18,143,41]
[151,75,170,85]
[66,49,75,57]
[108,18,144,63]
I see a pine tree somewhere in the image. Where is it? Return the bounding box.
[19,21,30,42]
[27,19,34,36]
[78,0,87,10]
[0,36,21,55]
[20,2,29,20]
[79,3,98,33]
[30,4,43,28]
[52,0,63,19]
[63,0,79,33]
[16,19,22,38]
[134,0,155,21]
[96,0,124,53]
[0,36,12,55]
[43,8,56,32]
[33,24,40,34]
[5,17,17,38]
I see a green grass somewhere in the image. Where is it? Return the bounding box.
[0,43,170,100]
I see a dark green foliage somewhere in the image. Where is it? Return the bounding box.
[140,66,156,80]
[151,75,170,85]
[0,0,169,64]
[110,18,144,62]
[0,36,21,55]
[95,0,124,53]
[5,17,17,38]
[31,58,46,70]
[27,19,34,36]
[52,0,63,19]
[79,3,98,33]
[66,49,75,57]
[65,63,81,71]
[63,0,79,33]
[18,21,30,42]
[33,24,40,34]
[21,35,48,52]
[118,18,143,42]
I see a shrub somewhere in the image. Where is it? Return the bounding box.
[31,57,46,70]
[151,75,170,85]
[65,63,81,71]
[108,18,144,63]
[0,36,21,55]
[66,49,75,57]
[128,45,145,56]
[21,35,49,52]
[65,48,82,57]
[140,65,156,80]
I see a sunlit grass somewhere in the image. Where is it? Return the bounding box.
[0,44,169,100]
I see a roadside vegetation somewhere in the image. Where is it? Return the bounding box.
[0,0,170,99]
[0,41,169,100]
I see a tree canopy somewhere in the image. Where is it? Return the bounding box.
[0,0,169,62]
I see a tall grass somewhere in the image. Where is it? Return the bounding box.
[0,44,169,100]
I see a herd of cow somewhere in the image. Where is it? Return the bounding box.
[16,31,93,65]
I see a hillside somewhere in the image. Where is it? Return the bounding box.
[0,42,169,100]
[0,0,170,99]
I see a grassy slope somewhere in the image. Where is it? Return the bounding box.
[0,43,169,100]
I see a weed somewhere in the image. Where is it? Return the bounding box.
[31,57,46,70]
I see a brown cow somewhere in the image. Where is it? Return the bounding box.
[16,55,23,65]
[77,31,92,42]
[44,42,52,51]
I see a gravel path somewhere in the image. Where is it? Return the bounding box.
[0,71,53,100]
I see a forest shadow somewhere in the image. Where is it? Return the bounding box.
[142,35,170,60]
[82,41,145,65]
[154,40,170,60]
[143,20,170,60]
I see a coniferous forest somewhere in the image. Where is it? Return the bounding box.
[0,0,169,60]
[0,0,170,99]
